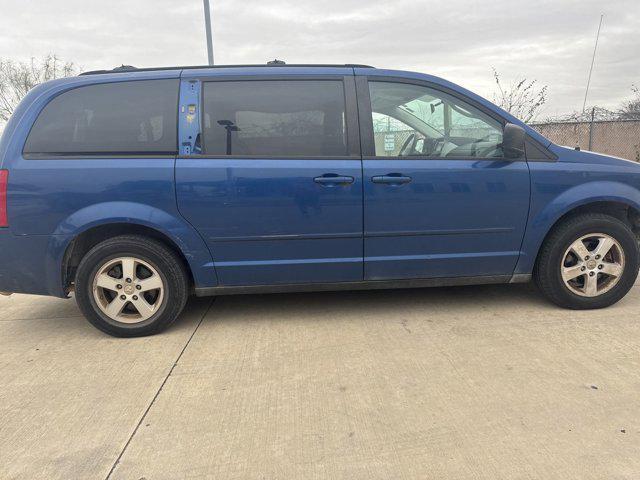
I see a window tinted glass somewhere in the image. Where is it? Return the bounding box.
[369,82,503,158]
[24,79,178,155]
[202,80,347,156]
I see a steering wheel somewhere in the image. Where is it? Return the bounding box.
[468,134,499,157]
[476,144,502,158]
[399,133,416,156]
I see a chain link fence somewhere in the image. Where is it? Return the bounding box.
[374,125,499,157]
[374,116,640,162]
[374,130,415,156]
[530,115,640,162]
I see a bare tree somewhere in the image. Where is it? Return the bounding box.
[0,54,77,127]
[544,85,640,123]
[618,84,640,120]
[492,68,548,123]
[546,106,617,123]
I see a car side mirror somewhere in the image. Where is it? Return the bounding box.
[502,123,526,159]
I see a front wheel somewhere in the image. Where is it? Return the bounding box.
[535,213,639,309]
[75,235,189,337]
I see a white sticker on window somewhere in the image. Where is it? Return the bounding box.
[384,134,395,152]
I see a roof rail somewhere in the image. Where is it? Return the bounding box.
[80,62,375,76]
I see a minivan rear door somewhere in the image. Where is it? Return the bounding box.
[176,70,363,287]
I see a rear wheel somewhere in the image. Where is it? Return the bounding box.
[535,213,639,309]
[75,235,189,337]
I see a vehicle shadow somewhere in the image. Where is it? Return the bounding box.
[0,282,561,336]
[201,282,554,325]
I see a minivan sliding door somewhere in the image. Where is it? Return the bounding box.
[176,75,364,286]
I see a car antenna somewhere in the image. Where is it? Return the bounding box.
[582,14,604,114]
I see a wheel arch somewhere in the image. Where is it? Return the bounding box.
[528,199,640,274]
[48,201,218,296]
[61,223,196,294]
[513,179,640,277]
[549,200,640,229]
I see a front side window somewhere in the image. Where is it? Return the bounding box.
[202,80,347,157]
[24,79,179,155]
[369,82,503,158]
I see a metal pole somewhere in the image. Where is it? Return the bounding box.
[203,0,214,66]
[588,107,595,150]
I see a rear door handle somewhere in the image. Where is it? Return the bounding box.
[371,174,412,185]
[314,174,355,186]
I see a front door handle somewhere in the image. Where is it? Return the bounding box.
[314,174,355,186]
[371,173,412,185]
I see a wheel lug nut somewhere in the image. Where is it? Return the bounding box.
[116,284,122,289]
[584,255,590,260]
[126,278,132,283]
[595,255,600,260]
[598,265,603,269]
[581,266,586,271]
[589,272,595,276]
[132,295,138,301]
[120,295,126,300]
[136,285,141,290]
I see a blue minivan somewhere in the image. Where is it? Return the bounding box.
[1,63,638,336]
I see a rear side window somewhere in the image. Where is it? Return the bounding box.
[24,79,179,155]
[202,80,347,157]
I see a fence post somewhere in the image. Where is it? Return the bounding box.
[588,107,595,151]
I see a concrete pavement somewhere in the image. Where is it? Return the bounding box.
[1,283,640,479]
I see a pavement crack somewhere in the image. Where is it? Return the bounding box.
[104,298,214,480]
[401,319,412,334]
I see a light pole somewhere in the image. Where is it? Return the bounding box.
[203,0,214,65]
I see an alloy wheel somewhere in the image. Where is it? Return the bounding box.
[561,233,625,297]
[92,256,165,323]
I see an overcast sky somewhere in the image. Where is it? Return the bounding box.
[1,0,638,117]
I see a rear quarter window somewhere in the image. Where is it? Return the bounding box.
[23,79,179,155]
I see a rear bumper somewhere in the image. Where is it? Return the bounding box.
[0,230,69,297]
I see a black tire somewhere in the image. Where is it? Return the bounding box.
[535,213,639,309]
[75,235,189,337]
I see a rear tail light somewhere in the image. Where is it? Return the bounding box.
[0,170,8,227]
